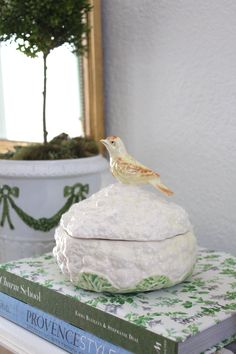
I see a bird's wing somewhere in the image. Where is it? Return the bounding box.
[116,155,160,179]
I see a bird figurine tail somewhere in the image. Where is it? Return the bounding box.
[149,179,174,196]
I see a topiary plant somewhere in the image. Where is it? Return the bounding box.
[0,0,97,159]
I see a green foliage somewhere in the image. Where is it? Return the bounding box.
[0,0,92,57]
[0,134,99,160]
[220,268,236,278]
[76,272,118,293]
[200,305,221,315]
[182,323,199,336]
[135,275,172,291]
[223,258,236,266]
[108,294,134,305]
[182,301,193,309]
[225,291,236,300]
[223,303,236,311]
[125,312,162,327]
[181,278,206,293]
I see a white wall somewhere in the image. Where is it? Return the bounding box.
[101,0,236,254]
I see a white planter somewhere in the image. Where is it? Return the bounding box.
[0,155,109,262]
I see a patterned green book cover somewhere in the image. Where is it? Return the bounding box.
[0,249,235,354]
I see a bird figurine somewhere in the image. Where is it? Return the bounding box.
[100,136,173,196]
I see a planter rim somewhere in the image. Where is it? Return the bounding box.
[0,155,108,178]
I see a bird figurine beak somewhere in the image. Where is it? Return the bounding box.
[100,139,108,147]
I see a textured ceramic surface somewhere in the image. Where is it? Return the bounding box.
[54,226,196,293]
[54,184,197,293]
[61,183,191,241]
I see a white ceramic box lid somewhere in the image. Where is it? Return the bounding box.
[60,183,192,241]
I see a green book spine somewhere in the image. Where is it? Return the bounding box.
[0,269,177,354]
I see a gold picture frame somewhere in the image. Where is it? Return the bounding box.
[83,0,104,143]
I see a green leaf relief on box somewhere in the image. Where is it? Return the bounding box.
[75,273,175,293]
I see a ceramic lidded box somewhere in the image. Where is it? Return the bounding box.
[53,183,197,293]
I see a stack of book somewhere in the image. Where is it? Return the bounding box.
[0,248,235,354]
